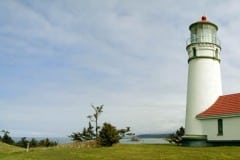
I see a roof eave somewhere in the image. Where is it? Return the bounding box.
[197,113,240,120]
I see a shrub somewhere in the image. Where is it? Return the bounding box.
[97,123,120,146]
[1,130,14,145]
[167,126,185,145]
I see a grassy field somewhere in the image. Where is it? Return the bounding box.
[1,142,240,160]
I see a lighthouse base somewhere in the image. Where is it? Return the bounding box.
[182,135,211,147]
[182,135,240,146]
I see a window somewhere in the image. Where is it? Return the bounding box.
[215,49,219,59]
[193,48,197,57]
[218,119,223,136]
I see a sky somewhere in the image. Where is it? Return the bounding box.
[1,0,240,137]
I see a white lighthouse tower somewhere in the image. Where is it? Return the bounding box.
[184,16,222,145]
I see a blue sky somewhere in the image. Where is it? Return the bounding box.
[1,0,240,137]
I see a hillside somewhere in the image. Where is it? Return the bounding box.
[0,142,24,154]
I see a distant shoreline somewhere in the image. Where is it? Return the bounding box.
[12,133,171,144]
[12,137,72,144]
[137,133,170,139]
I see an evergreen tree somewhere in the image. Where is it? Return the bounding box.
[167,126,185,145]
[69,104,132,147]
[84,122,95,140]
[69,122,95,141]
[70,104,103,141]
[118,127,131,138]
[1,130,14,145]
[69,132,84,141]
[97,123,120,146]
[30,138,38,147]
[16,137,29,148]
[38,138,57,147]
[88,104,103,139]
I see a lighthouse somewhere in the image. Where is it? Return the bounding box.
[184,16,222,146]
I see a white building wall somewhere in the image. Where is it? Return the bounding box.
[201,117,240,140]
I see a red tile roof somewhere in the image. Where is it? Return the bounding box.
[197,93,240,119]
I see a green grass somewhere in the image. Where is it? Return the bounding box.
[1,142,240,160]
[0,142,24,159]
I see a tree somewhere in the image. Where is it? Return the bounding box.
[69,104,132,147]
[30,138,38,147]
[1,130,14,145]
[97,123,120,146]
[97,123,131,146]
[84,122,95,140]
[38,138,57,147]
[69,121,95,141]
[16,137,29,148]
[69,132,84,142]
[167,126,185,145]
[89,104,103,139]
[118,126,131,138]
[70,104,104,141]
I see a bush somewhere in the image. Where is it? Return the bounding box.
[0,130,57,148]
[15,137,28,148]
[167,126,185,145]
[38,138,57,147]
[97,123,120,146]
[69,122,95,142]
[1,130,14,145]
[30,138,38,147]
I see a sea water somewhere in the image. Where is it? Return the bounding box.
[120,138,169,144]
[13,137,169,144]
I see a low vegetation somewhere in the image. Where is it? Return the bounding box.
[69,105,132,146]
[0,130,57,148]
[2,142,240,160]
[167,126,185,145]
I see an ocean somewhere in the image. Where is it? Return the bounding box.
[120,138,169,144]
[13,137,169,145]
